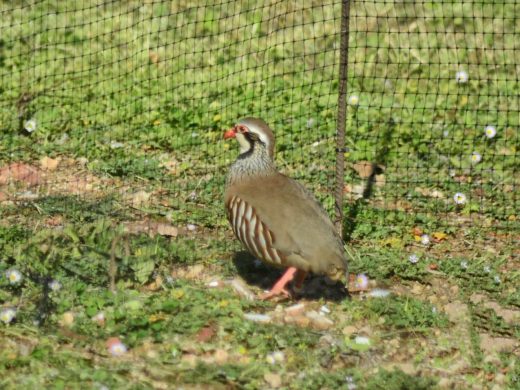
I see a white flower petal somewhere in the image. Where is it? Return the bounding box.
[455,70,468,83]
[348,95,360,106]
[354,336,371,345]
[453,192,467,205]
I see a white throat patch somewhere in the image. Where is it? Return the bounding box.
[235,133,251,154]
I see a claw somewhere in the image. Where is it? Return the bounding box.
[258,267,297,300]
[259,287,292,300]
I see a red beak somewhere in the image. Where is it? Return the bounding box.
[223,127,236,139]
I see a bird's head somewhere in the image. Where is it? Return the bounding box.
[224,117,275,159]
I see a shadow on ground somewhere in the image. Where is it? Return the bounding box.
[232,251,349,301]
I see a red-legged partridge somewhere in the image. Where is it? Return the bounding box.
[224,118,348,299]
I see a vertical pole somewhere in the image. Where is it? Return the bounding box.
[334,0,351,237]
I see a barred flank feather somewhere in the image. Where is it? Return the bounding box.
[227,196,283,265]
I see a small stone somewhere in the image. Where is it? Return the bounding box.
[185,264,204,279]
[354,336,371,346]
[207,280,220,288]
[306,310,334,330]
[411,283,423,294]
[59,312,74,327]
[284,303,306,316]
[342,325,357,336]
[229,278,255,300]
[388,339,400,348]
[92,312,105,326]
[264,373,282,388]
[284,314,310,328]
[368,288,391,298]
[244,313,271,324]
[214,349,229,365]
[318,334,338,346]
[319,305,331,314]
[494,373,506,385]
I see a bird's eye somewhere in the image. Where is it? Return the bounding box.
[236,125,248,134]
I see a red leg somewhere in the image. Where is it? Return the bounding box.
[259,267,297,300]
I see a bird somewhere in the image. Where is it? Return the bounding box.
[223,117,349,299]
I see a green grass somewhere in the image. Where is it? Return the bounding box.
[0,0,519,388]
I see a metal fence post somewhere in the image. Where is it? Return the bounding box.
[334,0,351,237]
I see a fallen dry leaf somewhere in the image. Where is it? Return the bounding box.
[149,51,160,64]
[196,325,216,343]
[213,349,229,365]
[0,163,42,186]
[130,190,151,206]
[145,276,163,291]
[432,232,448,241]
[45,215,64,227]
[351,161,385,179]
[412,227,423,236]
[40,156,60,171]
[375,174,386,187]
[415,187,444,199]
[264,373,282,388]
[159,158,179,175]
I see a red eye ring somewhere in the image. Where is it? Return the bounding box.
[236,125,248,134]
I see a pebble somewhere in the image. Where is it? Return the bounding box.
[319,305,331,314]
[264,373,282,388]
[342,325,357,336]
[368,288,391,298]
[411,283,423,294]
[388,339,400,348]
[244,313,272,324]
[207,280,220,288]
[354,336,371,346]
[213,349,229,365]
[59,312,75,327]
[305,310,334,330]
[318,334,339,346]
[229,279,255,300]
[284,314,310,328]
[284,303,306,316]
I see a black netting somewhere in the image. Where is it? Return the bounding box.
[0,1,341,233]
[346,0,519,249]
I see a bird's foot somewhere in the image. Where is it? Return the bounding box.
[259,267,297,301]
[259,287,292,300]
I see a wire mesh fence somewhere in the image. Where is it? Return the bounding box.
[0,1,342,257]
[345,0,519,251]
[1,2,519,386]
[0,0,518,266]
